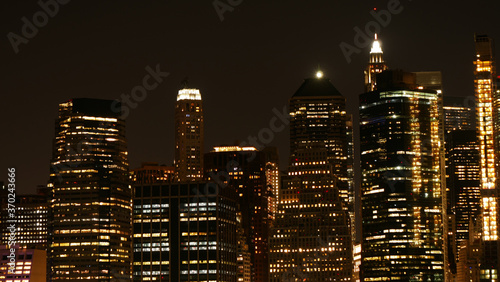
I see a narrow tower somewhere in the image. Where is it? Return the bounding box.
[174,84,204,182]
[474,33,500,280]
[364,34,388,92]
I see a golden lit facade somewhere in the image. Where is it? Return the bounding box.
[364,34,388,92]
[0,248,46,282]
[289,73,352,210]
[175,88,204,182]
[360,75,445,280]
[49,98,132,280]
[474,34,500,280]
[266,161,280,220]
[269,142,353,281]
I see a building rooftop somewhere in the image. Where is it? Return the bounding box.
[292,76,343,98]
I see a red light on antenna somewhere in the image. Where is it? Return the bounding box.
[373,7,377,11]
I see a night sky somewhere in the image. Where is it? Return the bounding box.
[1,1,499,194]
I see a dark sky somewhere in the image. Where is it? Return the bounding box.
[1,1,499,194]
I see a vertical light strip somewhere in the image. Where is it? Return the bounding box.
[475,58,497,242]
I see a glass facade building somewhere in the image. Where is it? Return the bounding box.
[132,182,238,281]
[360,70,445,281]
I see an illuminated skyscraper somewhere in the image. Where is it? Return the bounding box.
[204,146,270,282]
[360,70,445,281]
[269,142,353,281]
[48,98,132,280]
[289,71,352,211]
[270,73,353,281]
[474,33,499,280]
[132,182,238,281]
[446,130,481,260]
[441,96,478,276]
[174,86,204,182]
[364,34,388,92]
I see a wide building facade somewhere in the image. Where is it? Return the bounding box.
[132,182,238,281]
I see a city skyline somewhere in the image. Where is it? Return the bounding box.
[1,1,500,194]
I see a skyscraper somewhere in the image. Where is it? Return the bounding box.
[474,33,499,280]
[174,86,204,182]
[48,98,132,280]
[132,182,238,281]
[269,72,353,281]
[289,71,352,210]
[442,95,479,276]
[364,34,388,92]
[204,146,270,282]
[360,70,445,280]
[446,130,481,260]
[269,142,353,281]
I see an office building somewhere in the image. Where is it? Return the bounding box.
[474,34,500,280]
[132,182,238,281]
[48,98,132,280]
[289,71,352,210]
[360,70,445,280]
[269,142,353,281]
[174,86,204,182]
[446,130,481,261]
[204,146,270,282]
[270,72,353,281]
